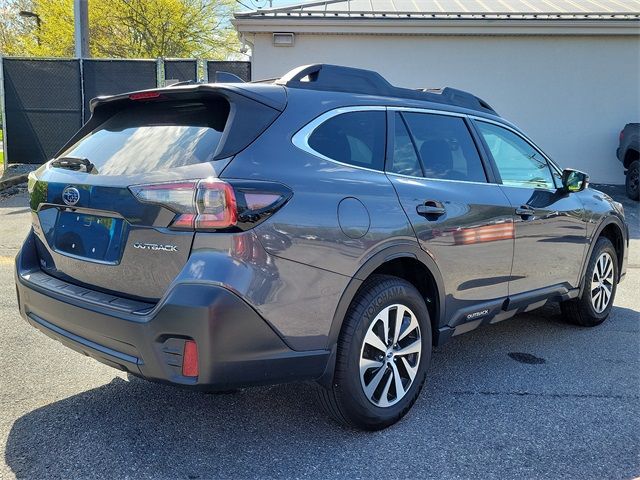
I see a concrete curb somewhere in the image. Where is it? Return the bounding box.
[0,173,29,191]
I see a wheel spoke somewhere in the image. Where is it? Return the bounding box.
[390,361,405,400]
[400,356,418,382]
[398,314,419,342]
[396,338,421,357]
[596,289,604,312]
[602,284,612,304]
[375,306,391,347]
[598,293,604,312]
[604,256,611,272]
[594,289,604,312]
[392,306,405,345]
[603,261,613,282]
[359,357,383,377]
[378,370,394,407]
[363,365,388,399]
[364,328,387,353]
[598,255,605,278]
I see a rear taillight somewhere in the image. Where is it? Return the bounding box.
[129,178,291,232]
[193,180,237,229]
[619,130,625,142]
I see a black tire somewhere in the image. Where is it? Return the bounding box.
[315,274,432,430]
[626,160,639,201]
[561,237,618,327]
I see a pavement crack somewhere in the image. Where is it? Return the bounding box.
[448,390,638,400]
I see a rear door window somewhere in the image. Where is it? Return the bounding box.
[307,111,386,170]
[387,113,422,177]
[60,99,229,175]
[402,112,487,183]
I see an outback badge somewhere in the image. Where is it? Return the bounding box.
[133,242,178,252]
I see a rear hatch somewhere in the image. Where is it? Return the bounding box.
[28,84,286,301]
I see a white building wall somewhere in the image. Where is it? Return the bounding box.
[250,34,640,184]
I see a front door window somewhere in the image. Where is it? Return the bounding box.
[476,121,555,189]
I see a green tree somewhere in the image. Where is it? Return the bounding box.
[0,0,242,59]
[0,0,38,55]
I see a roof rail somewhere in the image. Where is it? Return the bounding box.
[419,87,496,114]
[275,64,497,115]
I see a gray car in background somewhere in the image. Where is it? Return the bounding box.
[618,123,639,200]
[15,64,628,430]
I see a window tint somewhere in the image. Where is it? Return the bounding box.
[308,111,385,170]
[402,112,487,182]
[387,113,422,176]
[476,121,555,189]
[61,99,229,176]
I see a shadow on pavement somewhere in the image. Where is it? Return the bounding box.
[5,304,639,479]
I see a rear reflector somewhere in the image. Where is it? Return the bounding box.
[182,340,199,377]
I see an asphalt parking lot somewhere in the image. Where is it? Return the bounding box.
[0,187,638,479]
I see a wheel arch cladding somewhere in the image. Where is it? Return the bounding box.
[328,244,445,351]
[599,222,625,279]
[580,216,626,296]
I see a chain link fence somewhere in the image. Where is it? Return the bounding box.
[82,59,158,120]
[1,58,252,165]
[1,58,82,166]
[165,59,198,84]
[207,61,251,83]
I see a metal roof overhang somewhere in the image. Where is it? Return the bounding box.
[233,10,640,36]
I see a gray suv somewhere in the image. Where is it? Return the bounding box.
[15,64,629,430]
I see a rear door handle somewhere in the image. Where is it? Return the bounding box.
[515,205,535,217]
[417,201,446,218]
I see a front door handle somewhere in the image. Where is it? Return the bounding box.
[417,201,446,218]
[515,205,535,218]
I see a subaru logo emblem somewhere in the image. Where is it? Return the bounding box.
[62,186,80,206]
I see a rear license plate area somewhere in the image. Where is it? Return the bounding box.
[40,209,126,263]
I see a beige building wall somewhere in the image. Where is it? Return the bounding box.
[249,33,640,184]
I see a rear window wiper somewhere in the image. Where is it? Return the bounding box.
[50,156,96,173]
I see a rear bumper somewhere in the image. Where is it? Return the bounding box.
[15,231,329,390]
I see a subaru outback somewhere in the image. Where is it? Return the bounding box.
[15,64,629,430]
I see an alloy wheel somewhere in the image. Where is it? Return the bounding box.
[591,252,615,313]
[359,304,421,407]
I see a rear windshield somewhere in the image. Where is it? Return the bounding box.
[59,98,230,175]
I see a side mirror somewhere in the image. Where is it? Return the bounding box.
[561,169,589,193]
